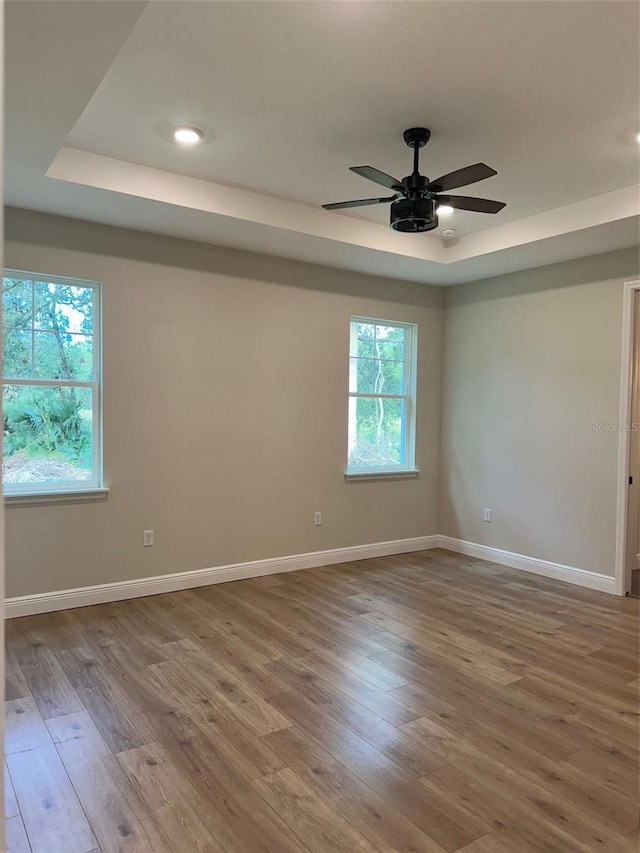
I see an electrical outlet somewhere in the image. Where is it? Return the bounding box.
[483,508,492,523]
[143,529,154,547]
[314,512,322,526]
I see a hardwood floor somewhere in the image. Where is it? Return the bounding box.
[4,549,639,852]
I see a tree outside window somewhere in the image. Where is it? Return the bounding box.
[347,318,417,473]
[2,272,101,493]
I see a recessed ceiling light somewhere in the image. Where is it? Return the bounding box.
[636,131,640,144]
[442,227,457,238]
[437,205,454,215]
[174,127,204,145]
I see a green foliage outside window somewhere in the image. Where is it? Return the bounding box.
[348,321,412,469]
[2,276,97,487]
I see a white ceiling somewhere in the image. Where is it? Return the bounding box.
[5,0,640,286]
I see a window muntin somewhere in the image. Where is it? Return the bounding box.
[2,271,101,494]
[347,318,416,473]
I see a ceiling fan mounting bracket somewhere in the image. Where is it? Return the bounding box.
[403,127,431,148]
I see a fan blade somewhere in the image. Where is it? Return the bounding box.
[350,166,404,191]
[322,196,396,210]
[428,163,497,193]
[436,194,506,214]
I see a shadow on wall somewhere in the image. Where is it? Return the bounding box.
[4,207,444,309]
[446,246,640,308]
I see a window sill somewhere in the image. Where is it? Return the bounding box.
[5,488,110,507]
[344,469,420,482]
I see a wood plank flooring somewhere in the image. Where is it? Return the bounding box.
[4,549,639,852]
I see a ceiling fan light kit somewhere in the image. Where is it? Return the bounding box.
[323,127,506,233]
[391,196,438,233]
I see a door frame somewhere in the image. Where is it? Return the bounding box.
[615,278,640,596]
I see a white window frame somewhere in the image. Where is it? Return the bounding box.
[346,316,418,477]
[2,269,104,498]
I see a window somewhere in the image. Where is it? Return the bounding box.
[2,271,101,495]
[347,317,417,474]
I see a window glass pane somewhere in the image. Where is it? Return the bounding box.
[375,326,405,361]
[34,331,93,381]
[348,396,405,468]
[3,384,94,486]
[375,359,404,394]
[4,329,32,378]
[3,279,32,329]
[34,281,94,335]
[351,323,375,359]
[349,357,374,393]
[349,358,404,394]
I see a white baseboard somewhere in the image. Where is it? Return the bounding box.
[5,535,440,619]
[5,532,618,618]
[438,536,616,595]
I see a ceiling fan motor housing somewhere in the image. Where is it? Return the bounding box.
[390,197,438,232]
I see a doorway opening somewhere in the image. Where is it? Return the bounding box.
[615,279,640,596]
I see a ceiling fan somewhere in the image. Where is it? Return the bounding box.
[322,127,506,233]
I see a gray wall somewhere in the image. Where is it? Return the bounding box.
[440,248,639,576]
[4,209,639,597]
[4,209,444,597]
